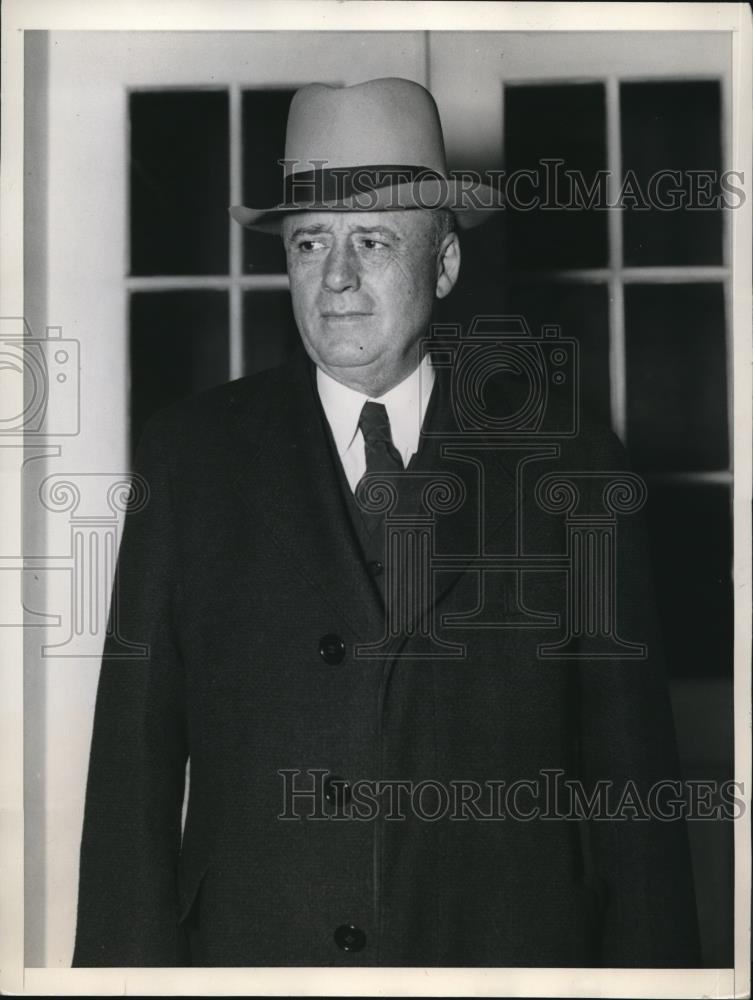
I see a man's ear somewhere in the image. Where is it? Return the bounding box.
[435,232,461,299]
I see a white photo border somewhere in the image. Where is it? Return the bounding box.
[1,1,750,996]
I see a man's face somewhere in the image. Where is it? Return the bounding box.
[282,209,460,395]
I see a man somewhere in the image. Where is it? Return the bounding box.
[72,78,700,967]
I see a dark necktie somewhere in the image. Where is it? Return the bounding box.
[355,402,404,531]
[358,401,404,477]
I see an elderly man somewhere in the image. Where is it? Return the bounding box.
[72,78,700,968]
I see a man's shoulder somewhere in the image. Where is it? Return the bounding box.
[556,408,632,474]
[135,353,300,455]
[478,373,630,471]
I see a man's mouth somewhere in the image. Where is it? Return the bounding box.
[321,312,373,319]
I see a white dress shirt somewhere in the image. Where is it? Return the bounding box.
[316,355,436,493]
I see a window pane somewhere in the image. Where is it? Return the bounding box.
[130,90,229,276]
[504,83,608,269]
[243,291,299,375]
[625,283,727,471]
[505,282,611,427]
[621,81,723,266]
[242,89,296,275]
[129,290,229,452]
[645,483,732,677]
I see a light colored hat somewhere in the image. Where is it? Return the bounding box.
[229,77,497,233]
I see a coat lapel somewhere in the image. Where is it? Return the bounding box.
[229,347,384,641]
[370,362,522,653]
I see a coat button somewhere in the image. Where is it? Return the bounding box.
[334,924,366,952]
[319,633,345,665]
[367,559,384,576]
[324,774,351,808]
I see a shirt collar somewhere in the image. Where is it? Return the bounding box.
[316,355,436,464]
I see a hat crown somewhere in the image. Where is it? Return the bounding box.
[284,77,448,176]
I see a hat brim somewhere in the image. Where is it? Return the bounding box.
[229,178,501,234]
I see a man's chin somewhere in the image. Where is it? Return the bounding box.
[308,344,383,371]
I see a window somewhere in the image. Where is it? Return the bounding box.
[127,87,298,450]
[499,78,732,681]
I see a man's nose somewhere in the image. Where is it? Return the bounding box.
[322,240,360,292]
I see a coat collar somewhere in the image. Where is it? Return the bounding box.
[316,354,435,479]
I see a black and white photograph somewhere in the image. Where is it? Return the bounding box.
[1,1,751,996]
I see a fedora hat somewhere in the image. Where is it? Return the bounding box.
[229,77,498,233]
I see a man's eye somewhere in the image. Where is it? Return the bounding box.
[296,239,326,252]
[359,237,388,251]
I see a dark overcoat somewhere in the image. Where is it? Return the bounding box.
[72,343,701,967]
